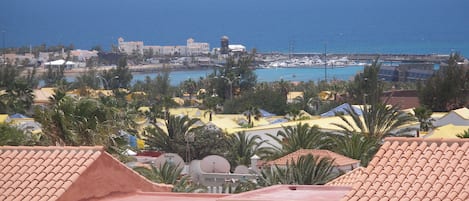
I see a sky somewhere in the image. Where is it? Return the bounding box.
[1,0,469,53]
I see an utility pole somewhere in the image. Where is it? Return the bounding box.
[324,43,327,82]
[2,30,5,65]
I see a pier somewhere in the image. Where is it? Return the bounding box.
[285,53,451,63]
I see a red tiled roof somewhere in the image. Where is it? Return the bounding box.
[267,149,359,167]
[95,191,228,201]
[218,185,351,201]
[381,90,420,109]
[0,146,171,201]
[326,167,366,187]
[343,137,469,201]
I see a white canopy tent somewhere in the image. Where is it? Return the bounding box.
[44,59,76,68]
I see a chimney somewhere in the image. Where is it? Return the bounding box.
[250,154,260,172]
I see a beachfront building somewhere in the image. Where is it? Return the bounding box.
[118,37,209,56]
[378,62,434,82]
[186,38,210,55]
[70,49,98,62]
[118,37,144,55]
[1,53,36,66]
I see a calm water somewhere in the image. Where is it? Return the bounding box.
[2,0,469,56]
[132,66,363,86]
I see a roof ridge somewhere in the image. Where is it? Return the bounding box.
[385,137,469,145]
[0,146,105,151]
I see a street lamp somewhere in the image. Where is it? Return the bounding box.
[96,75,108,89]
[96,75,119,89]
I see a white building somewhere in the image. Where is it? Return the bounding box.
[118,37,144,55]
[119,37,209,56]
[186,38,210,55]
[70,49,98,62]
[228,44,246,53]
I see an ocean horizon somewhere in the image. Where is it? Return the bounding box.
[1,0,469,56]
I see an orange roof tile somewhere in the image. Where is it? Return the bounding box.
[267,149,359,167]
[326,167,366,187]
[343,137,469,201]
[0,146,171,201]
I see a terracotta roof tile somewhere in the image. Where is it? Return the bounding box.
[268,149,360,167]
[326,167,366,187]
[0,146,103,201]
[343,137,469,201]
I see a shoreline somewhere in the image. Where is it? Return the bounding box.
[28,52,453,76]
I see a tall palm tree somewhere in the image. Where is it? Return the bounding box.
[226,131,265,168]
[413,106,433,132]
[202,96,221,122]
[258,154,336,186]
[267,123,329,158]
[5,81,34,114]
[244,105,261,127]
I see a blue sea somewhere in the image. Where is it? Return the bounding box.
[1,0,469,56]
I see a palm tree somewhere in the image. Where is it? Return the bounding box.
[182,78,197,101]
[5,80,34,114]
[133,162,205,192]
[35,93,126,149]
[413,106,433,132]
[332,103,416,139]
[328,103,416,166]
[144,115,200,161]
[34,94,77,145]
[286,108,304,121]
[0,123,37,146]
[328,132,380,166]
[202,96,221,122]
[244,105,261,127]
[258,154,336,186]
[267,123,329,158]
[456,129,469,138]
[226,132,265,168]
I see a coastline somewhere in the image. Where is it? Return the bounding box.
[32,63,217,76]
[28,52,453,77]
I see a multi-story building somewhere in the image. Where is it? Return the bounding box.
[378,62,435,82]
[186,38,210,55]
[119,37,209,56]
[70,49,98,62]
[118,37,144,55]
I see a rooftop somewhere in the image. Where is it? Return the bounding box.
[95,192,227,201]
[267,149,359,167]
[326,167,366,187]
[218,185,351,201]
[343,137,469,201]
[0,146,171,201]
